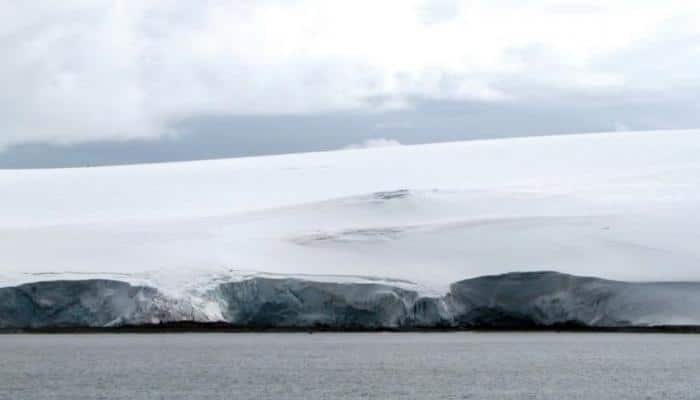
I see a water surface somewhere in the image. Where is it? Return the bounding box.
[1,333,698,399]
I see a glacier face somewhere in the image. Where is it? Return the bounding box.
[449,272,700,327]
[3,272,700,329]
[214,279,440,328]
[0,280,204,329]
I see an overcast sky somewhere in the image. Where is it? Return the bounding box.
[1,0,699,168]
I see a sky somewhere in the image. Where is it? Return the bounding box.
[1,0,699,168]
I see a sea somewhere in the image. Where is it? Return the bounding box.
[1,332,699,399]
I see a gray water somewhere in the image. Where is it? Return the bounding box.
[1,333,699,400]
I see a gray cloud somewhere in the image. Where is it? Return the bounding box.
[0,1,699,167]
[3,86,699,168]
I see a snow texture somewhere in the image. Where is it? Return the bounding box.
[2,130,700,328]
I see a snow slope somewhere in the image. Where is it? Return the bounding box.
[2,130,700,327]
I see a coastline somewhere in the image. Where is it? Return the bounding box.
[4,321,700,334]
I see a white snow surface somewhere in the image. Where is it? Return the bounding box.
[2,130,700,296]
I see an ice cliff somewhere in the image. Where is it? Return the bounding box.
[3,272,700,330]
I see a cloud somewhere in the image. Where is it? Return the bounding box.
[614,122,630,132]
[344,138,403,150]
[0,0,699,149]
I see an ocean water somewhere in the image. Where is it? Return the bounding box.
[1,333,699,399]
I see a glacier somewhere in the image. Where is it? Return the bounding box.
[2,129,700,329]
[3,272,700,329]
